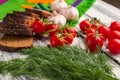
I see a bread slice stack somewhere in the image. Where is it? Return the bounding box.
[0,8,52,51]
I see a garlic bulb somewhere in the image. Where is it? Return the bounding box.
[50,0,68,12]
[47,11,66,27]
[59,6,79,21]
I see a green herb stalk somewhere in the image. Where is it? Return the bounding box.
[0,46,118,80]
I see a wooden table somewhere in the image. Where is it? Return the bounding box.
[0,0,120,79]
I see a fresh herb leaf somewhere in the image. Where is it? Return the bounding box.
[0,46,118,80]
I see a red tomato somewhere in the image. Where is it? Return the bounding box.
[62,33,74,45]
[49,30,59,37]
[62,27,77,38]
[86,28,96,36]
[108,31,120,41]
[98,26,110,39]
[108,39,120,55]
[110,21,120,32]
[86,33,104,52]
[50,35,65,47]
[79,20,91,32]
[46,24,58,31]
[32,20,46,34]
[46,24,59,37]
[91,23,100,30]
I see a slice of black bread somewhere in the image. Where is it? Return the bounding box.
[13,11,39,19]
[3,17,33,26]
[0,35,33,52]
[25,8,52,19]
[0,22,31,29]
[0,22,33,36]
[0,27,33,36]
[3,13,35,26]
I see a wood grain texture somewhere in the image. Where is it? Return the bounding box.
[0,0,120,80]
[103,0,120,8]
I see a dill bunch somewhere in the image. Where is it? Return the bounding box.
[0,46,118,80]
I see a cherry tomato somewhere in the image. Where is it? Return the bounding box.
[98,26,110,39]
[110,21,120,32]
[46,24,58,31]
[62,27,77,38]
[86,28,96,36]
[91,23,100,30]
[108,31,120,41]
[108,39,120,55]
[49,30,59,37]
[50,35,65,47]
[79,20,91,32]
[62,33,74,45]
[46,24,59,37]
[86,33,104,52]
[32,20,46,34]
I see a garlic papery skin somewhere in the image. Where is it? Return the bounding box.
[59,6,79,21]
[50,0,68,12]
[47,11,66,27]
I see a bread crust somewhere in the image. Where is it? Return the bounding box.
[0,44,33,52]
[0,35,33,52]
[13,11,39,18]
[0,27,33,36]
[3,13,35,26]
[0,22,31,29]
[25,8,52,19]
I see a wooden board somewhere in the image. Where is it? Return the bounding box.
[0,0,120,79]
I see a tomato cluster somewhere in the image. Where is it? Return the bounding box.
[108,21,120,55]
[32,20,77,47]
[79,18,120,55]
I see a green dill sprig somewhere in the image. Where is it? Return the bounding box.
[0,46,118,80]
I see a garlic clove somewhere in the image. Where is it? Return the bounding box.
[47,11,57,21]
[53,11,58,16]
[59,6,79,21]
[50,0,68,12]
[47,11,66,27]
[47,16,55,21]
[57,15,66,26]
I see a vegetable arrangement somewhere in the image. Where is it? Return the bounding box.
[32,19,77,47]
[31,0,79,47]
[79,18,120,55]
[0,46,118,80]
[1,0,118,80]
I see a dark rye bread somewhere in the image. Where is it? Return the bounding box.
[0,22,33,36]
[13,11,39,19]
[0,27,33,36]
[0,35,33,52]
[3,17,33,26]
[25,8,52,19]
[3,13,35,26]
[0,22,31,29]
